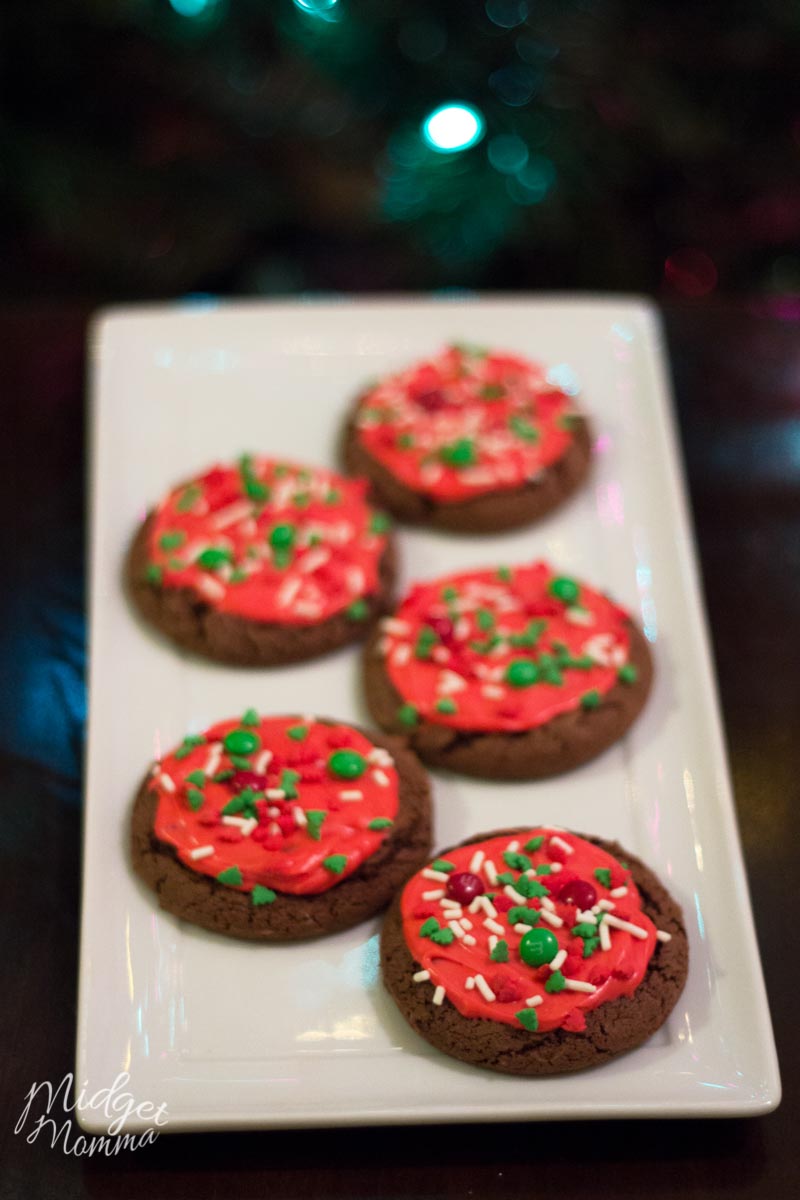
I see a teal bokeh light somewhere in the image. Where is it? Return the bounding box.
[293,0,339,16]
[421,103,485,153]
[169,0,218,15]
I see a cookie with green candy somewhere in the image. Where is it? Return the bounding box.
[342,344,591,533]
[131,712,432,940]
[127,456,395,665]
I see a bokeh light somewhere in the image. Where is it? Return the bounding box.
[397,19,447,63]
[168,0,219,16]
[488,133,529,174]
[421,104,485,153]
[664,248,718,297]
[486,1,529,30]
[292,0,339,18]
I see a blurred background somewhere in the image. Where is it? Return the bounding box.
[3,0,800,304]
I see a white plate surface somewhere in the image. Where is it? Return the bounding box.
[78,297,780,1131]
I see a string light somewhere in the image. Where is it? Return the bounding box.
[421,104,485,153]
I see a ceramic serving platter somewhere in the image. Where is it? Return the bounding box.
[77,297,780,1130]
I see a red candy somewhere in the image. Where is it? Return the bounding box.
[446,872,485,904]
[557,879,597,910]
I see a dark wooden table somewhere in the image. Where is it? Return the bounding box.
[1,299,796,1198]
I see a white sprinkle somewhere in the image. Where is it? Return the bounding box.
[540,908,564,928]
[460,918,472,931]
[432,985,446,1006]
[420,463,443,486]
[550,949,567,972]
[484,917,505,936]
[380,617,411,636]
[455,617,470,640]
[465,976,476,991]
[448,920,465,940]
[550,836,574,856]
[488,934,498,952]
[189,844,214,861]
[372,768,390,787]
[600,920,612,951]
[474,974,496,1003]
[253,749,272,774]
[604,914,648,939]
[375,636,390,656]
[294,600,322,619]
[204,742,223,776]
[267,806,280,818]
[503,884,526,905]
[565,606,595,626]
[541,896,555,911]
[481,685,505,700]
[277,577,302,608]
[346,566,365,594]
[610,886,629,898]
[550,862,563,873]
[506,840,520,853]
[267,822,280,836]
[469,849,485,873]
[413,970,430,983]
[431,646,450,663]
[525,995,543,1007]
[656,929,672,943]
[158,773,176,793]
[222,815,248,829]
[439,897,462,910]
[484,859,498,886]
[391,643,412,666]
[197,575,226,602]
[513,923,532,934]
[597,899,616,911]
[463,934,477,946]
[210,499,253,530]
[367,747,394,767]
[438,669,467,695]
[563,978,598,994]
[266,788,286,800]
[339,789,363,802]
[479,896,498,919]
[293,806,307,827]
[299,547,331,574]
[577,910,598,925]
[422,889,445,900]
[468,897,483,914]
[423,868,450,883]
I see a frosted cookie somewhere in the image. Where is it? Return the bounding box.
[131,712,432,940]
[364,561,652,779]
[127,457,395,665]
[343,344,591,533]
[381,827,688,1074]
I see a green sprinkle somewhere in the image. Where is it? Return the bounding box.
[305,809,326,841]
[441,585,459,602]
[269,523,295,551]
[496,872,516,885]
[346,599,369,621]
[516,1008,540,1032]
[217,866,243,887]
[524,835,544,852]
[503,850,532,872]
[430,928,455,945]
[287,724,309,741]
[368,817,393,831]
[431,859,456,873]
[369,511,392,533]
[252,885,276,906]
[439,438,476,468]
[221,794,245,815]
[435,697,458,715]
[186,788,204,811]
[323,854,347,875]
[397,703,418,728]
[212,769,235,783]
[185,770,206,788]
[145,563,163,586]
[509,415,539,442]
[396,432,415,449]
[549,576,580,605]
[618,663,638,684]
[244,477,269,501]
[159,531,185,551]
[476,608,495,632]
[228,755,254,771]
[509,619,547,649]
[496,566,513,583]
[516,876,550,899]
[325,488,342,505]
[508,906,539,926]
[545,970,566,993]
[558,412,581,430]
[242,708,259,726]
[414,626,438,660]
[293,492,310,508]
[229,568,248,584]
[583,937,600,957]
[572,922,598,939]
[536,864,553,876]
[480,384,505,400]
[594,868,612,888]
[274,464,290,477]
[505,659,539,688]
[451,341,488,358]
[490,939,509,962]
[419,917,440,937]
[176,484,201,512]
[581,689,601,709]
[174,734,205,760]
[197,547,232,570]
[280,768,300,799]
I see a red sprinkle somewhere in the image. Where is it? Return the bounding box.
[561,1009,587,1032]
[488,972,522,1003]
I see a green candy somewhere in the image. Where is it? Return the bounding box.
[197,547,232,570]
[505,659,539,688]
[519,927,559,967]
[223,729,260,756]
[328,749,367,780]
[548,576,580,605]
[269,523,295,550]
[397,703,418,728]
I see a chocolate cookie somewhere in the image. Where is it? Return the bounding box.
[363,561,652,779]
[342,344,591,533]
[127,457,396,666]
[381,826,688,1074]
[131,712,432,941]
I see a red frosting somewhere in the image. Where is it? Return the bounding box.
[379,562,635,733]
[151,714,399,895]
[401,829,658,1032]
[145,458,390,624]
[355,344,580,501]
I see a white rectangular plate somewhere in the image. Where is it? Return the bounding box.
[78,297,780,1131]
